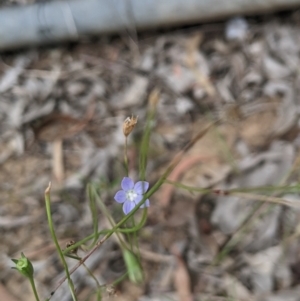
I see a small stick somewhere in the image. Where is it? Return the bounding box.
[52,139,64,183]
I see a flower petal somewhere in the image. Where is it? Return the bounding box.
[134,181,149,194]
[134,194,143,205]
[140,199,150,208]
[114,190,127,203]
[121,177,134,191]
[123,201,136,215]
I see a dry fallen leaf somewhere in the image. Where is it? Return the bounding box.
[171,245,193,301]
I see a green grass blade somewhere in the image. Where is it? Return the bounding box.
[139,89,159,181]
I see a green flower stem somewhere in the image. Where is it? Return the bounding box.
[93,185,128,250]
[29,276,40,301]
[63,223,143,255]
[165,179,212,194]
[139,109,155,181]
[93,188,145,286]
[45,183,78,301]
[65,253,102,298]
[132,217,141,262]
[166,180,300,208]
[166,179,300,195]
[83,263,101,287]
[124,137,129,176]
[63,198,149,255]
[87,184,99,247]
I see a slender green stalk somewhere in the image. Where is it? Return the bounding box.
[165,180,300,207]
[214,160,299,264]
[45,183,78,301]
[212,124,239,173]
[139,89,161,181]
[139,102,156,181]
[29,277,40,301]
[213,202,272,264]
[228,184,300,193]
[165,179,211,194]
[96,289,102,301]
[63,210,148,255]
[164,179,300,263]
[94,186,143,283]
[93,186,127,250]
[87,184,99,247]
[124,137,129,176]
[132,217,141,262]
[82,262,101,288]
[126,219,133,251]
[65,253,102,297]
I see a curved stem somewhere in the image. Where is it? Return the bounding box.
[29,277,40,301]
[45,183,78,301]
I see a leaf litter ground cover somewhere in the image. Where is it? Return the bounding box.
[1,10,300,301]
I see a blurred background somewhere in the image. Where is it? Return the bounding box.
[2,0,300,301]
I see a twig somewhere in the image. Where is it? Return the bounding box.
[159,154,215,208]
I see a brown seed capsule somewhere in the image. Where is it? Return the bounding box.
[148,88,160,110]
[123,116,138,137]
[66,240,78,254]
[106,285,116,296]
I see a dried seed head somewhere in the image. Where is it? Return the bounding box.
[123,115,138,137]
[66,240,78,254]
[106,285,116,296]
[148,89,160,110]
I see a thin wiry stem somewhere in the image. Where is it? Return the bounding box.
[29,277,40,301]
[45,183,78,301]
[124,136,129,176]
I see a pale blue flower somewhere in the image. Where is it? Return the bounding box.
[114,177,150,215]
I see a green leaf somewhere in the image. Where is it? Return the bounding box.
[123,249,143,284]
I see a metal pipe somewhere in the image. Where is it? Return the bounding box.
[0,0,300,50]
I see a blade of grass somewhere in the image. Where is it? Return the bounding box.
[87,184,99,247]
[139,89,159,181]
[165,180,300,208]
[214,155,300,264]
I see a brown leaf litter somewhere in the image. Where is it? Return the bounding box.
[2,10,300,301]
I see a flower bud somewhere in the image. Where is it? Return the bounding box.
[123,116,138,137]
[148,89,160,110]
[11,252,34,278]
